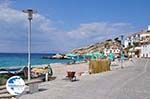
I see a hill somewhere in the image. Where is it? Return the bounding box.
[70,38,122,54]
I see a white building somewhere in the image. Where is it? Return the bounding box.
[104,47,120,58]
[140,43,150,58]
[140,32,150,43]
[124,33,140,48]
[124,25,150,48]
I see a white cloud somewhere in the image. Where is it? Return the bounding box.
[66,22,136,49]
[67,22,134,40]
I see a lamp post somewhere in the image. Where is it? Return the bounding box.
[22,9,37,81]
[120,35,124,69]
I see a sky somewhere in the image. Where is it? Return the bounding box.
[0,0,150,53]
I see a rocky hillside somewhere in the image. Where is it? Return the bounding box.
[70,38,121,54]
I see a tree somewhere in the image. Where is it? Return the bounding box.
[133,42,139,47]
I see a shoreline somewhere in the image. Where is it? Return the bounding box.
[0,63,66,69]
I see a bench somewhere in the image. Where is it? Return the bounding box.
[0,93,16,99]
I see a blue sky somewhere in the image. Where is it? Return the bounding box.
[0,0,150,53]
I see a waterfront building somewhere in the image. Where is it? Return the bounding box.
[140,42,150,58]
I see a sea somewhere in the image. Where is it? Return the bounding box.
[0,53,73,68]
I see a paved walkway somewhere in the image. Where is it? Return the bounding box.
[20,58,150,99]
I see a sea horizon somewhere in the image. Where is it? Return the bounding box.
[0,53,72,68]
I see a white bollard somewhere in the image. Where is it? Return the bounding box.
[45,73,48,81]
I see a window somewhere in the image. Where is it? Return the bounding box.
[146,54,148,57]
[129,43,131,46]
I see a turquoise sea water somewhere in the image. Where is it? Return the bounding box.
[0,53,72,68]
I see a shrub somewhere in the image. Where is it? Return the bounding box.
[0,74,10,85]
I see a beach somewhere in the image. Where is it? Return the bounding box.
[50,59,133,79]
[50,62,89,79]
[19,58,140,99]
[2,59,131,79]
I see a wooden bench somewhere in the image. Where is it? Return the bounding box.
[0,86,17,99]
[0,85,6,90]
[0,93,16,99]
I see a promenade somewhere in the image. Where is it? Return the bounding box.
[20,58,150,99]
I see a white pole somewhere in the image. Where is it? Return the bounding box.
[28,19,32,81]
[23,9,37,81]
[45,73,48,81]
[121,35,124,69]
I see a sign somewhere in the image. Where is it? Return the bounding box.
[6,76,25,95]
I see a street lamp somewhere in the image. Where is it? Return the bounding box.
[22,9,37,81]
[120,35,124,69]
